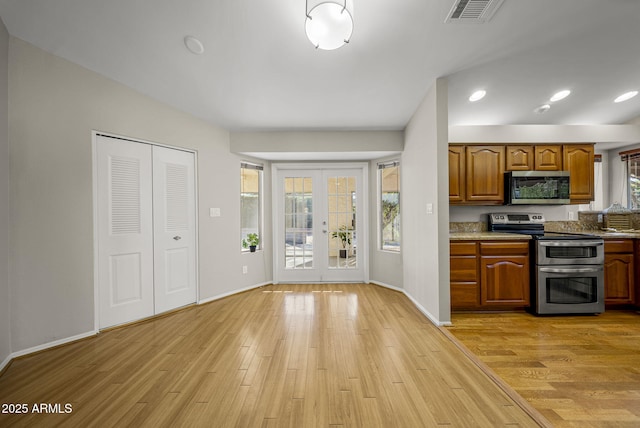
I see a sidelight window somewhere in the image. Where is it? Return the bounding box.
[378,160,400,252]
[620,149,640,209]
[241,162,263,251]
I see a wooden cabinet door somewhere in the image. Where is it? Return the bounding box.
[480,255,530,306]
[465,146,505,203]
[636,240,640,308]
[450,242,479,309]
[534,145,562,170]
[451,256,480,308]
[506,146,533,171]
[563,144,594,203]
[448,146,465,203]
[604,239,635,305]
[604,253,635,304]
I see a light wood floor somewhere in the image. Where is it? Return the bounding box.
[447,310,640,428]
[0,284,543,427]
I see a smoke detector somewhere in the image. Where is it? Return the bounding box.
[445,0,505,23]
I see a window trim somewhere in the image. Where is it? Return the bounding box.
[377,159,401,253]
[241,161,264,252]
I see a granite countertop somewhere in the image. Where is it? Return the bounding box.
[579,230,640,239]
[449,232,532,241]
[450,231,640,240]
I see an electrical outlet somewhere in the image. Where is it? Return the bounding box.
[426,203,433,215]
[242,266,248,274]
[568,211,575,221]
[210,208,221,217]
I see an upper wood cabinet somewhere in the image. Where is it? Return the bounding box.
[448,146,465,203]
[506,146,533,171]
[449,143,594,205]
[563,144,595,203]
[534,145,562,170]
[464,145,505,204]
[449,145,504,205]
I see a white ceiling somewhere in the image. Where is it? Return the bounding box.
[1,0,640,132]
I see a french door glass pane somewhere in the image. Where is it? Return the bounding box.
[284,177,313,269]
[327,175,357,270]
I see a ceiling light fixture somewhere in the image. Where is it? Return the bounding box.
[184,36,204,55]
[469,90,486,102]
[305,0,353,50]
[614,90,638,103]
[550,89,571,102]
[534,104,551,114]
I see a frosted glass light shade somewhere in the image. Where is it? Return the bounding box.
[305,2,353,50]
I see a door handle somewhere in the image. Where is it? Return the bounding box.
[173,236,182,241]
[322,230,327,234]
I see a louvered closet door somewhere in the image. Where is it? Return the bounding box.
[96,136,154,328]
[152,146,197,314]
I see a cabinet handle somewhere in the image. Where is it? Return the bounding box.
[173,236,182,241]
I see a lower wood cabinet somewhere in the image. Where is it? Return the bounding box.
[450,242,480,308]
[450,240,530,310]
[480,242,530,306]
[636,240,640,308]
[604,239,635,305]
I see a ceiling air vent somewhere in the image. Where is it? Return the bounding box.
[445,0,505,23]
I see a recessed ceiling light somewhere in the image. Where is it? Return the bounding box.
[534,104,551,114]
[550,90,571,102]
[469,90,486,102]
[184,36,204,55]
[614,91,638,103]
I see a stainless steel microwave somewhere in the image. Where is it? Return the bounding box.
[505,171,570,205]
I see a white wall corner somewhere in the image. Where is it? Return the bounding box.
[403,289,452,327]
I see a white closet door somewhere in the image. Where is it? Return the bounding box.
[96,136,154,328]
[152,146,197,313]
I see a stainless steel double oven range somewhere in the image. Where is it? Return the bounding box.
[489,213,605,315]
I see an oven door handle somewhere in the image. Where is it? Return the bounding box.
[538,240,603,247]
[539,266,603,274]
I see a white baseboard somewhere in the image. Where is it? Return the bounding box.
[0,281,450,374]
[370,280,452,327]
[0,353,12,373]
[1,330,98,373]
[402,291,452,327]
[369,280,403,292]
[198,282,271,305]
[1,283,273,373]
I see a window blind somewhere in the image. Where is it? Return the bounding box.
[378,160,400,169]
[619,148,640,161]
[241,162,264,170]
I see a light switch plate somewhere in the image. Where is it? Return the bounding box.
[210,208,221,217]
[426,203,433,215]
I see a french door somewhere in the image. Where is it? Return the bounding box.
[95,134,197,328]
[274,164,368,283]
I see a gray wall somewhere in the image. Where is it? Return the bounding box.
[402,78,450,325]
[8,38,271,353]
[0,18,11,367]
[230,131,403,158]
